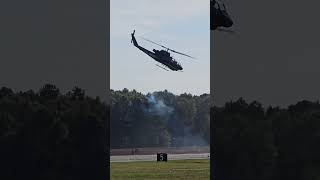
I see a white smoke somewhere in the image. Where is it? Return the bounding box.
[183,126,208,146]
[146,94,173,117]
[144,93,209,147]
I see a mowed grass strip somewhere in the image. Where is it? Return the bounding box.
[111,159,210,180]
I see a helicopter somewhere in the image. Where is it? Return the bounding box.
[211,0,234,32]
[131,30,195,71]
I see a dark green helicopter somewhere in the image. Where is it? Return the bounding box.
[131,30,195,71]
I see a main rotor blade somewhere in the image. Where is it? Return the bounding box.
[169,49,196,59]
[140,36,196,59]
[140,37,168,49]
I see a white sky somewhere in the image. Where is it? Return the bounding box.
[110,0,210,95]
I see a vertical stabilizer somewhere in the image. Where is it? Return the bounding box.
[131,30,139,47]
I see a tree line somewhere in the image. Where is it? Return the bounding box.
[0,84,107,180]
[213,98,320,180]
[2,84,319,179]
[110,88,210,148]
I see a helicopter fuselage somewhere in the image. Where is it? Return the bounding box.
[131,32,183,71]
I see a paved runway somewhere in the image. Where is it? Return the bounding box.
[110,153,210,162]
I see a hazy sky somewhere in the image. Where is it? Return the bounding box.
[111,0,210,95]
[212,0,320,107]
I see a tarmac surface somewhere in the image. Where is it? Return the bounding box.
[110,153,210,162]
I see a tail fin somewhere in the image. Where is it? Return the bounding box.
[131,30,138,47]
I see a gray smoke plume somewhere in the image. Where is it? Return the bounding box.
[145,93,208,147]
[183,126,208,146]
[145,94,173,117]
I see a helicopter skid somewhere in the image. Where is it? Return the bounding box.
[155,64,169,71]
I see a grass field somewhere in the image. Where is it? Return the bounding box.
[111,159,210,180]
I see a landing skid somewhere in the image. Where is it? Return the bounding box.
[156,64,169,71]
[155,64,184,72]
